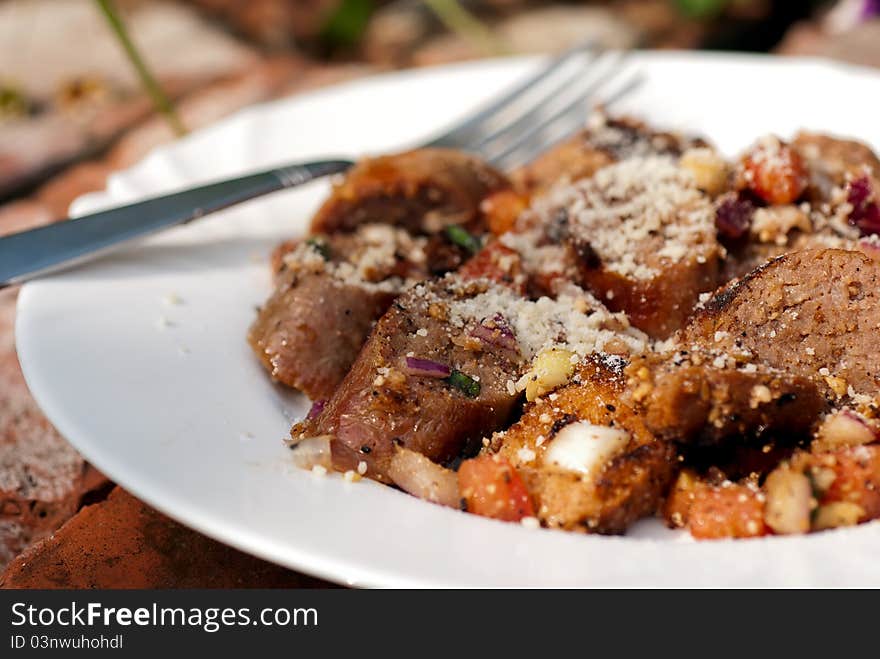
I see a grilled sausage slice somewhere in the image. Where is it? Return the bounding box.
[292,278,525,482]
[511,155,723,338]
[294,275,648,484]
[249,226,432,399]
[310,148,510,236]
[683,248,880,400]
[623,354,826,449]
[514,113,707,194]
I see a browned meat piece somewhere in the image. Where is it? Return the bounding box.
[720,241,787,283]
[792,132,880,203]
[249,225,431,400]
[293,277,525,482]
[490,356,676,533]
[625,354,826,449]
[249,271,396,401]
[511,155,722,338]
[683,248,880,400]
[310,148,509,236]
[577,252,719,339]
[269,238,299,278]
[513,134,613,196]
[294,275,648,483]
[513,113,707,194]
[719,214,866,283]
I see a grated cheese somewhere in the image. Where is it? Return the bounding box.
[522,156,718,280]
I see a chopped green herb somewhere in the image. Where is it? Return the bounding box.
[306,237,331,260]
[444,225,481,254]
[446,369,481,398]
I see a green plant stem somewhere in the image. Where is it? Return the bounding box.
[94,0,186,136]
[423,0,507,56]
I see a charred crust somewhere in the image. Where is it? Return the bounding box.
[776,393,797,407]
[550,413,578,437]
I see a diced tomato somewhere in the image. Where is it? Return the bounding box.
[687,484,768,540]
[740,140,807,205]
[481,189,528,236]
[818,445,880,521]
[458,241,525,294]
[458,455,535,522]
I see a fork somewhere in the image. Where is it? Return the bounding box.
[0,45,640,287]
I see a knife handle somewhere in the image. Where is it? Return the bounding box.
[0,159,354,288]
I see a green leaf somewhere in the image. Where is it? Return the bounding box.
[320,0,374,48]
[93,0,185,136]
[423,0,507,56]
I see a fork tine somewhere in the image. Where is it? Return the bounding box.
[467,49,605,153]
[490,67,644,170]
[487,55,634,168]
[425,39,596,149]
[600,70,645,109]
[477,51,626,158]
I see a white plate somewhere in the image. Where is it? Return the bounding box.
[17,52,880,587]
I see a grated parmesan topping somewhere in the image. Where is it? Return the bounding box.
[527,156,717,280]
[281,223,427,293]
[442,280,648,361]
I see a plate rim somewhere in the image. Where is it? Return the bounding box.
[16,50,880,588]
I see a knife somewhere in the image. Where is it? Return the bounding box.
[0,159,353,288]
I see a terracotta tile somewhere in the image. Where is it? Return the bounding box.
[0,0,259,198]
[0,201,54,236]
[36,161,115,219]
[0,488,330,588]
[0,288,107,568]
[108,56,305,169]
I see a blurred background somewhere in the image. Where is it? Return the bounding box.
[0,0,879,588]
[2,1,880,208]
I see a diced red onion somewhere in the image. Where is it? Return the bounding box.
[847,176,880,237]
[848,175,872,208]
[715,193,754,239]
[307,399,326,420]
[404,357,451,378]
[470,314,518,351]
[386,447,460,508]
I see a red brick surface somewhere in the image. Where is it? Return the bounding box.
[0,55,362,587]
[0,488,329,588]
[0,288,107,567]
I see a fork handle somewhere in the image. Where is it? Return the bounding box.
[0,159,354,288]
